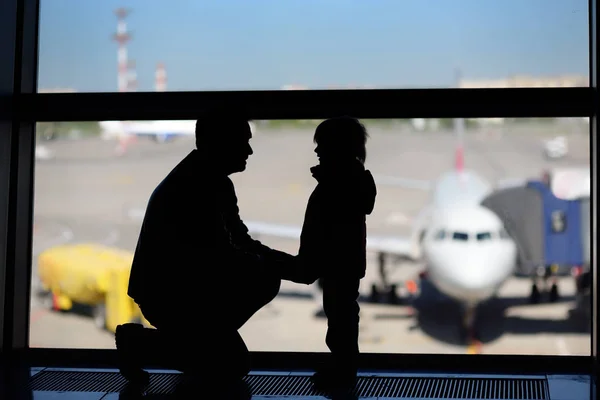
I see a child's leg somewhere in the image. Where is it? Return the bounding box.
[322,276,361,374]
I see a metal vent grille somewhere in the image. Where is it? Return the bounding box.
[28,371,549,399]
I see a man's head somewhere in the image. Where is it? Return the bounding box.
[195,109,253,175]
[313,116,368,165]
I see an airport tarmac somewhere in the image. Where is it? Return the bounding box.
[29,122,591,355]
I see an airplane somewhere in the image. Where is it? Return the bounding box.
[99,120,196,143]
[245,118,534,342]
[99,120,256,144]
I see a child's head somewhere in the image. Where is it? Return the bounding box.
[313,117,368,165]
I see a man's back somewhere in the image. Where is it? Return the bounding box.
[128,150,224,306]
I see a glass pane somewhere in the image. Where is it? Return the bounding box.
[38,0,589,92]
[31,117,591,355]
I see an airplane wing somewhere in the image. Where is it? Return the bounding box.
[245,221,301,241]
[375,173,528,192]
[373,175,433,191]
[245,221,416,259]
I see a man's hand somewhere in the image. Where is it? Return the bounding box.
[273,255,320,285]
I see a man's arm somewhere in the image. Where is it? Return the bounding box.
[229,209,307,281]
[222,178,305,281]
[221,177,289,254]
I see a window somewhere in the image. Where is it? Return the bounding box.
[551,210,567,233]
[37,1,589,93]
[434,230,446,241]
[28,116,591,356]
[452,232,470,241]
[476,232,493,241]
[2,0,596,374]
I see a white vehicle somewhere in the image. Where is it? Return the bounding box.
[245,119,527,341]
[543,136,568,159]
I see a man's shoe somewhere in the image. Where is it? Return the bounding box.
[115,323,150,385]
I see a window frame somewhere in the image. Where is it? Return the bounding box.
[1,0,597,375]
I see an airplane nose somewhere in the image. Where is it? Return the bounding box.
[426,246,515,303]
[452,268,501,299]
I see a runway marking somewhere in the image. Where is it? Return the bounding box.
[555,337,570,355]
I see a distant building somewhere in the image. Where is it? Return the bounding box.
[459,75,588,89]
[281,84,374,90]
[38,87,78,93]
[281,84,309,90]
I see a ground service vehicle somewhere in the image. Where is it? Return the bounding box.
[37,243,152,332]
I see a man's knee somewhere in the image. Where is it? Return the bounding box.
[259,273,281,305]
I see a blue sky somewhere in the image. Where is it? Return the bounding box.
[38,0,589,92]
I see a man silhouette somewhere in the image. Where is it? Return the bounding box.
[116,109,297,391]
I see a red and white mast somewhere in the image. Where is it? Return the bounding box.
[113,8,136,92]
[155,62,167,92]
[112,8,137,155]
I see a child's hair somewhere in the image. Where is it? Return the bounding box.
[313,116,369,163]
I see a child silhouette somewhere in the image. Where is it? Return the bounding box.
[297,117,377,393]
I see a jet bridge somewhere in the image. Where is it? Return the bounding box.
[480,185,545,276]
[481,180,587,303]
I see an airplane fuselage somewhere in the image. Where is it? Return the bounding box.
[422,206,517,305]
[416,170,518,306]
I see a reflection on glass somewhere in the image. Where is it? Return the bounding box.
[38,1,589,92]
[30,117,591,354]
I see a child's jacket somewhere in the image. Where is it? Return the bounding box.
[298,159,377,280]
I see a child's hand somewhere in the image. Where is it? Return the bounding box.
[276,256,320,285]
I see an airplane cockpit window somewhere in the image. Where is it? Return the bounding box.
[452,232,469,241]
[434,230,446,240]
[476,232,493,241]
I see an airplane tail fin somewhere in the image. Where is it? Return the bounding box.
[455,144,464,173]
[454,117,465,173]
[453,69,466,174]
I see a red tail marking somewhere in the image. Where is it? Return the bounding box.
[455,145,464,172]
